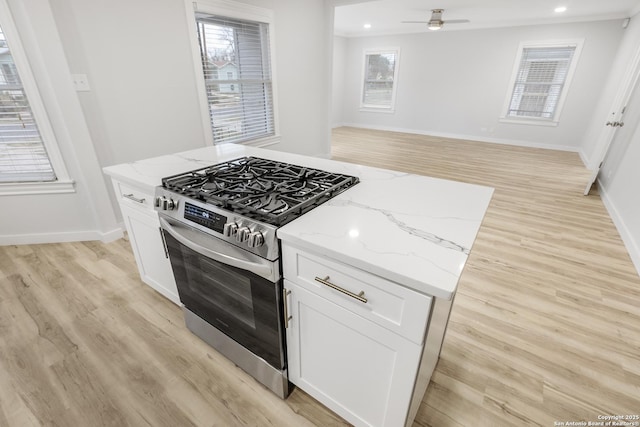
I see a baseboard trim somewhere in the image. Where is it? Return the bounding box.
[577,149,589,168]
[0,226,124,246]
[598,179,640,277]
[340,123,580,153]
[313,152,332,159]
[100,226,125,243]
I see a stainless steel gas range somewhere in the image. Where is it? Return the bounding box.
[154,156,358,398]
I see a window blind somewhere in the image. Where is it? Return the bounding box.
[507,46,576,119]
[362,52,397,107]
[195,14,274,145]
[0,26,55,183]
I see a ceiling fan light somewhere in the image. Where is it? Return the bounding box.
[428,21,442,30]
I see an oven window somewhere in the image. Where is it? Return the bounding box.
[187,254,256,329]
[162,230,284,368]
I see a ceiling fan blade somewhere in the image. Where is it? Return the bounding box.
[401,21,430,24]
[443,19,470,24]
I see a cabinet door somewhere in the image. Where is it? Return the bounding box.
[120,204,180,305]
[285,280,422,427]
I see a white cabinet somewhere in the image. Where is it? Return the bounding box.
[286,281,422,427]
[283,244,433,427]
[111,179,180,305]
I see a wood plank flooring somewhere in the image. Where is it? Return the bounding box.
[331,127,640,426]
[1,126,639,426]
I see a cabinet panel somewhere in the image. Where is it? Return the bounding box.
[120,204,180,305]
[283,244,431,344]
[286,280,421,427]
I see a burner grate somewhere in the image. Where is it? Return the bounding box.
[161,157,359,225]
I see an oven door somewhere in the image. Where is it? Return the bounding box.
[159,216,285,369]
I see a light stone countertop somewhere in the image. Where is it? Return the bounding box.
[103,144,494,300]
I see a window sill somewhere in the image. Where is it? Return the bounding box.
[499,117,559,127]
[232,135,281,148]
[0,179,76,196]
[359,107,395,114]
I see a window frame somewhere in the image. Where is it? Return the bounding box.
[359,48,400,113]
[500,39,583,127]
[184,0,280,147]
[0,0,73,194]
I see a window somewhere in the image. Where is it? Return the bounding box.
[0,2,71,192]
[0,24,56,182]
[502,41,582,124]
[193,8,275,145]
[361,49,400,112]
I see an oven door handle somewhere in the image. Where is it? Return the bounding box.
[159,216,276,282]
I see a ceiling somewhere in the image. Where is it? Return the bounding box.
[334,0,640,37]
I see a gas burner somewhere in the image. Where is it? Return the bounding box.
[161,157,359,226]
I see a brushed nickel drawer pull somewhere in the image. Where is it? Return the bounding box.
[315,276,368,304]
[123,193,146,204]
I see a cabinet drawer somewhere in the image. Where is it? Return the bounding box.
[114,181,155,211]
[282,244,431,344]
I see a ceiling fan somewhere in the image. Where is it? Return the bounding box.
[402,9,470,31]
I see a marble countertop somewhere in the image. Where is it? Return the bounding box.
[104,145,493,300]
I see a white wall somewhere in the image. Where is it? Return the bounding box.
[334,20,624,152]
[50,0,333,165]
[49,0,210,168]
[0,0,121,245]
[268,0,334,158]
[597,15,640,276]
[332,36,348,127]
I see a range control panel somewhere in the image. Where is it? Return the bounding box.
[183,203,226,234]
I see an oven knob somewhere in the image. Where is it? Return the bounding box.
[247,231,264,248]
[159,196,168,210]
[154,197,162,208]
[223,222,238,237]
[167,198,177,210]
[236,227,251,242]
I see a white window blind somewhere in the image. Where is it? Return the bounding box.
[0,24,56,183]
[195,14,274,145]
[362,51,398,109]
[506,45,576,119]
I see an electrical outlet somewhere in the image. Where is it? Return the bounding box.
[71,74,91,92]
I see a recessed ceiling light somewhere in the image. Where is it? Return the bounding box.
[555,6,567,13]
[363,23,372,29]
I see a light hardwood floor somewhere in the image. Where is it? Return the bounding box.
[1,127,639,426]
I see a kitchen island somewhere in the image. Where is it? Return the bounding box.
[103,143,493,427]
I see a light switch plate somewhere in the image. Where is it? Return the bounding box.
[71,74,91,92]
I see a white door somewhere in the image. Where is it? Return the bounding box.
[584,42,640,195]
[597,80,640,186]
